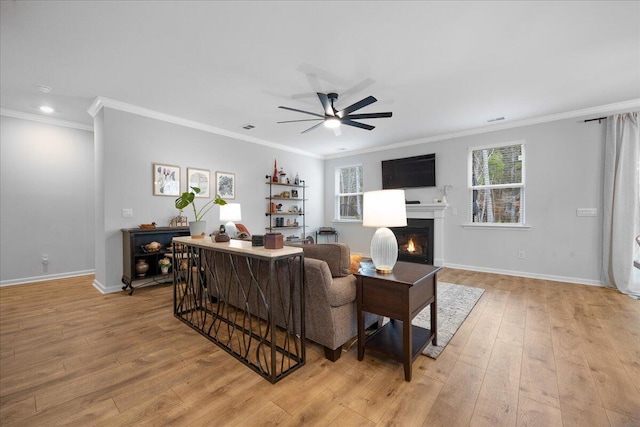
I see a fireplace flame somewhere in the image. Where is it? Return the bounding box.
[407,238,416,253]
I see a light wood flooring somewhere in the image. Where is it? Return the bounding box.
[1,269,639,426]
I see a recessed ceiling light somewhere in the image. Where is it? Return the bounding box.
[39,106,55,114]
[241,123,255,130]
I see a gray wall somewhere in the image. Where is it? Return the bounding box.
[0,109,609,288]
[94,108,324,292]
[0,115,95,284]
[325,117,606,285]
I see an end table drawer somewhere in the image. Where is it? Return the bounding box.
[362,281,404,318]
[409,276,435,314]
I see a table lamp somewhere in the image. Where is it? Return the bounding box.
[362,189,407,273]
[219,203,241,238]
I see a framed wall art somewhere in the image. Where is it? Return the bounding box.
[153,163,181,196]
[187,167,211,198]
[216,171,235,199]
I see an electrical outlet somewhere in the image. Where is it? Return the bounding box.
[42,254,49,265]
[518,251,525,259]
[452,207,458,216]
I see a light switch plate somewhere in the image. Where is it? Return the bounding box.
[576,208,597,217]
[121,208,134,218]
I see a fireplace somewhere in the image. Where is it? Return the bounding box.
[391,218,434,265]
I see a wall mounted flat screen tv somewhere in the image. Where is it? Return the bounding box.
[382,153,436,189]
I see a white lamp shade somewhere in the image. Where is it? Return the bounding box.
[219,203,242,222]
[362,190,407,228]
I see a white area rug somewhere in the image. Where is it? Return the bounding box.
[418,282,484,358]
[383,282,484,359]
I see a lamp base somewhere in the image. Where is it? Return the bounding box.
[370,227,399,274]
[225,222,238,238]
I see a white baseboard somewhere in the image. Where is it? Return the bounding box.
[444,263,603,287]
[0,270,95,287]
[91,278,124,294]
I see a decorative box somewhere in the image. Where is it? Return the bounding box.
[264,233,283,249]
[252,235,264,247]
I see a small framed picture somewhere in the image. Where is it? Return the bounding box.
[291,189,299,198]
[153,163,180,196]
[187,168,210,198]
[216,171,235,199]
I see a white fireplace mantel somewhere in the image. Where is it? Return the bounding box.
[405,203,448,266]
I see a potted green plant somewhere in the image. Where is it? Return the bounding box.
[175,187,227,238]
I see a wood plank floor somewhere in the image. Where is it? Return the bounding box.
[1,269,639,426]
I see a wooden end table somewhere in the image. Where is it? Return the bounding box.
[355,262,441,381]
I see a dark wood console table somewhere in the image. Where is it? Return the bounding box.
[355,262,441,381]
[172,236,305,383]
[121,227,190,295]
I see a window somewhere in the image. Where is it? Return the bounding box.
[335,164,363,221]
[469,142,525,225]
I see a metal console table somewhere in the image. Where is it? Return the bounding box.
[172,236,305,383]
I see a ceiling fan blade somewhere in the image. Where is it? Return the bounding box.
[346,112,393,120]
[301,122,325,134]
[317,93,333,116]
[291,71,323,99]
[278,106,324,118]
[337,95,377,117]
[342,119,375,131]
[277,119,323,124]
[339,77,376,101]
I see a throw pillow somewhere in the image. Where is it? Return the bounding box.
[349,253,363,274]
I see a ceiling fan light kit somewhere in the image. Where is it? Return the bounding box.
[324,118,341,128]
[278,92,392,134]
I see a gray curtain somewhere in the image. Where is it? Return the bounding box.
[602,112,640,299]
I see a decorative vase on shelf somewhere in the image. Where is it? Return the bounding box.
[161,266,170,274]
[136,259,149,277]
[272,159,278,182]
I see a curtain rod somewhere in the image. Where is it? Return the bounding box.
[584,117,607,123]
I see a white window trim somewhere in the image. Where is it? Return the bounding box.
[334,164,363,222]
[467,140,526,226]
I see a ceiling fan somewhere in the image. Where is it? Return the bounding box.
[277,92,392,134]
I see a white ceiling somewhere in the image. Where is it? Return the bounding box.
[2,1,639,158]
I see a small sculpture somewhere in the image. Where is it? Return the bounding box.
[214,224,230,242]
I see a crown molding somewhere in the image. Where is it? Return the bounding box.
[325,98,640,159]
[0,108,93,131]
[87,96,322,159]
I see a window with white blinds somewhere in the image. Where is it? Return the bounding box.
[469,142,525,225]
[335,164,363,221]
